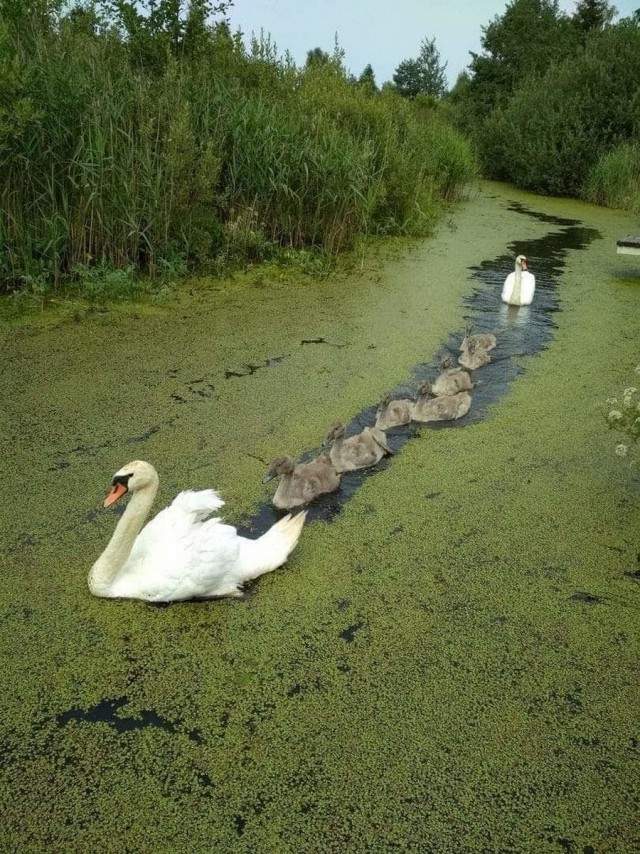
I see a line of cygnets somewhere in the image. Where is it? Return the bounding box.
[262,323,497,511]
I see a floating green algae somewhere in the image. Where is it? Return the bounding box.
[1,183,639,852]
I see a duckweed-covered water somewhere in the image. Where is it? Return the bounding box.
[1,183,639,852]
[240,202,602,535]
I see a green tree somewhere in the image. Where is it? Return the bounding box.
[467,0,576,114]
[62,3,102,37]
[448,71,471,103]
[393,59,422,98]
[305,46,330,68]
[574,0,617,33]
[393,36,447,98]
[358,63,377,93]
[101,0,233,71]
[445,71,473,133]
[481,19,640,194]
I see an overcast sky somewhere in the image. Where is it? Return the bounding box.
[226,0,638,86]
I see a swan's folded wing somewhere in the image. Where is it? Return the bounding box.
[522,271,536,304]
[370,428,393,454]
[126,491,224,570]
[120,505,242,600]
[501,271,515,301]
[179,518,244,597]
[170,489,225,521]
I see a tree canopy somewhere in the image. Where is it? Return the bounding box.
[573,0,617,33]
[449,0,640,201]
[305,47,330,68]
[465,0,575,114]
[393,37,447,98]
[358,63,377,93]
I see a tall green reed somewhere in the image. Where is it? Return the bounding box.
[0,7,477,292]
[583,143,640,215]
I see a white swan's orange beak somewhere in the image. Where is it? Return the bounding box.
[521,258,528,270]
[104,482,128,507]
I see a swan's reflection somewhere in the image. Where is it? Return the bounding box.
[498,303,531,330]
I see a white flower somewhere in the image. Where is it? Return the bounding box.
[615,444,628,457]
[608,410,623,421]
[635,365,640,375]
[606,397,618,405]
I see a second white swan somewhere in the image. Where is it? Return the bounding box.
[502,254,535,306]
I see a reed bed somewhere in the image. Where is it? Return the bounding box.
[0,8,477,292]
[583,143,640,215]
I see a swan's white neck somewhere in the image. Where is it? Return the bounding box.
[88,482,157,596]
[510,263,523,305]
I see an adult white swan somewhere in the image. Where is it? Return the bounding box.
[89,460,307,601]
[501,255,535,306]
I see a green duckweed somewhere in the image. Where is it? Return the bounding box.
[1,183,638,852]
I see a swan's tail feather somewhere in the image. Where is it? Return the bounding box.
[237,511,307,582]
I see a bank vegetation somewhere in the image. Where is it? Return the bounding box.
[448,0,640,215]
[0,0,477,296]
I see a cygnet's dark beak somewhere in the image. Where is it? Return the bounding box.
[262,471,275,484]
